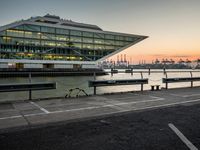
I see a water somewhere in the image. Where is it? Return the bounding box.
[0,69,200,102]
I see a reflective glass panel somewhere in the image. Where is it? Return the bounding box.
[82,38,93,43]
[94,38,104,44]
[24,24,40,32]
[56,35,69,41]
[56,28,69,35]
[70,30,82,36]
[94,33,104,38]
[7,30,24,37]
[41,33,56,40]
[82,32,93,37]
[41,26,55,33]
[94,45,104,50]
[70,36,81,42]
[82,44,93,49]
[24,31,40,39]
[105,34,114,39]
[105,40,115,45]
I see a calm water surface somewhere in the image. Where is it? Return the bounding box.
[0,69,200,102]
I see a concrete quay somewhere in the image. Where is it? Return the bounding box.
[1,87,200,149]
[0,87,200,131]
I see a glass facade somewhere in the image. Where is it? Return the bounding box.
[0,24,138,61]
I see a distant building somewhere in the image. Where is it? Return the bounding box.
[0,14,147,69]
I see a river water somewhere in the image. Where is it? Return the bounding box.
[0,69,200,102]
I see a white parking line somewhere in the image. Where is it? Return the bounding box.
[30,101,50,114]
[170,94,183,97]
[182,94,200,98]
[1,98,200,120]
[168,123,198,150]
[0,115,22,120]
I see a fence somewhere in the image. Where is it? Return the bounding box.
[0,69,200,102]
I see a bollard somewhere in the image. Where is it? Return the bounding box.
[111,68,113,77]
[163,67,166,75]
[94,86,96,95]
[29,72,32,100]
[190,71,193,88]
[93,72,96,80]
[148,67,151,75]
[165,72,168,89]
[131,68,133,76]
[140,72,143,91]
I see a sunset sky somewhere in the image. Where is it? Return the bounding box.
[0,0,199,63]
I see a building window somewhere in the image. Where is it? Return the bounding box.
[7,30,24,37]
[56,42,68,47]
[94,45,104,50]
[115,35,124,41]
[41,40,56,47]
[82,32,93,37]
[94,38,104,44]
[70,36,82,42]
[82,38,93,43]
[73,43,82,49]
[105,45,115,50]
[105,34,114,40]
[41,26,55,33]
[115,41,124,46]
[94,33,104,38]
[56,35,69,41]
[24,39,40,46]
[125,36,134,41]
[24,24,40,32]
[105,40,115,45]
[41,33,56,40]
[82,44,93,49]
[24,31,40,39]
[70,30,82,36]
[56,28,69,35]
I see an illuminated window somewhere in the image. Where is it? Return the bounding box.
[7,29,24,37]
[83,44,93,49]
[94,38,104,44]
[83,38,93,43]
[41,33,56,40]
[41,41,56,46]
[56,42,67,47]
[94,45,104,50]
[70,36,81,42]
[56,35,69,41]
[24,31,40,39]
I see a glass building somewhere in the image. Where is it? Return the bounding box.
[0,14,148,69]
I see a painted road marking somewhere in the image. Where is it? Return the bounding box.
[0,115,22,120]
[170,94,183,97]
[168,123,198,150]
[1,98,200,120]
[24,98,200,117]
[182,94,200,98]
[170,93,200,98]
[30,101,50,114]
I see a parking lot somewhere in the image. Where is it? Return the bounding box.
[0,87,200,149]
